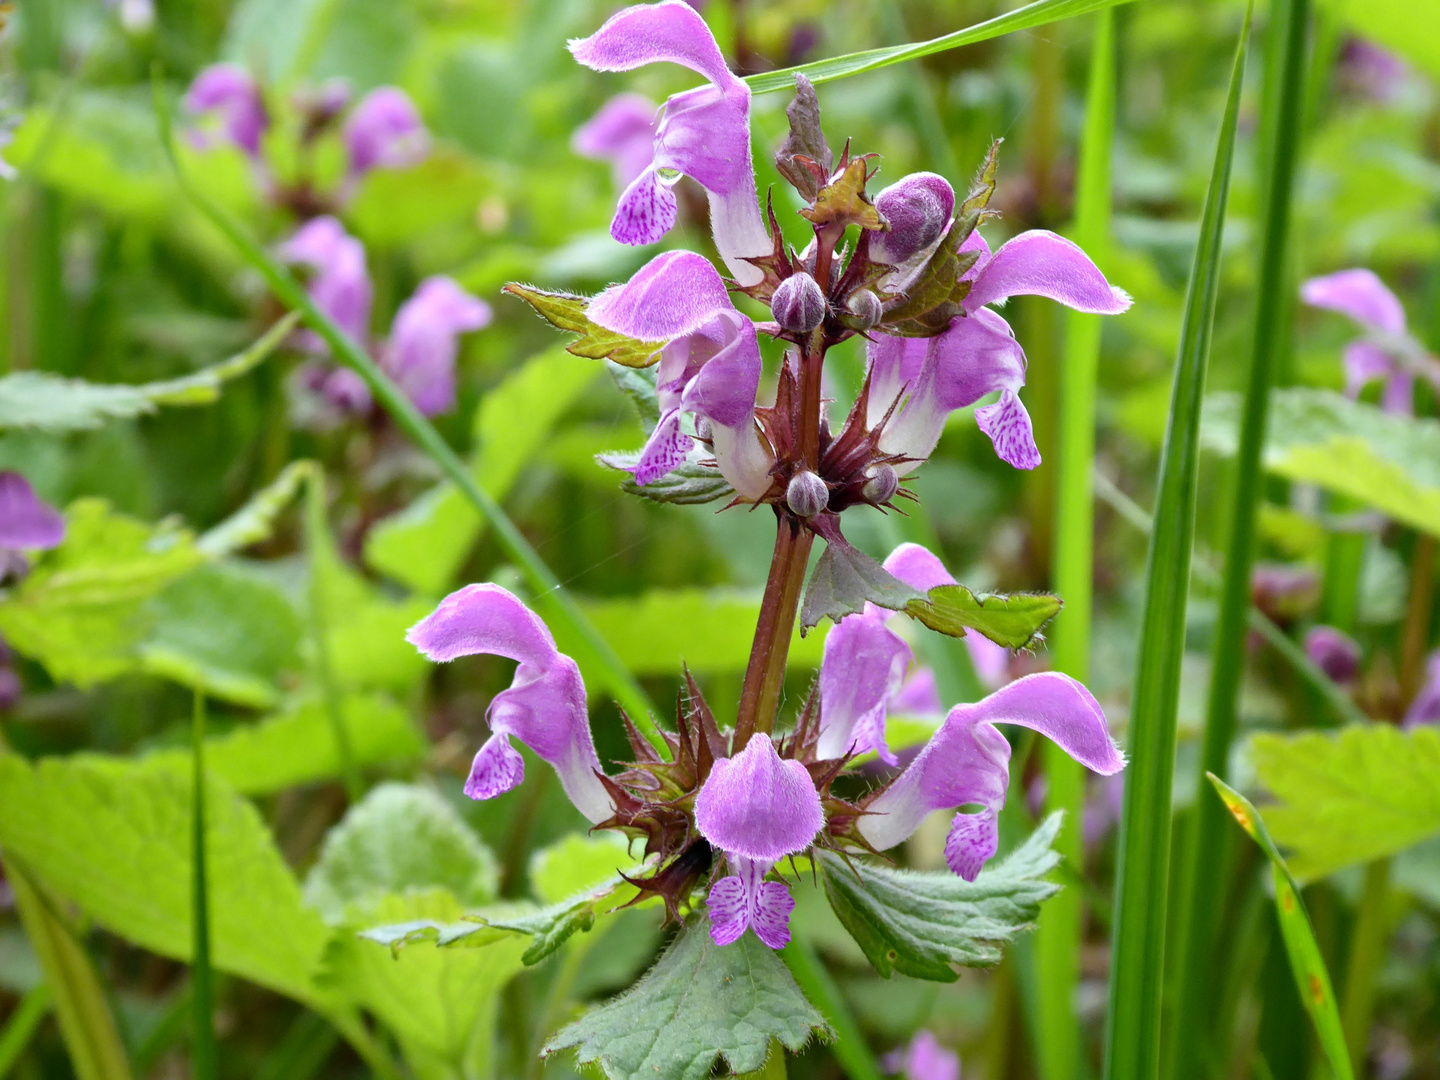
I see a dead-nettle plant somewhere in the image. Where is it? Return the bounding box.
[402,0,1131,1070]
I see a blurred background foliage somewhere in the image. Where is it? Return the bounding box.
[2,0,1440,1077]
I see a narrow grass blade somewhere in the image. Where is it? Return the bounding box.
[779,937,884,1080]
[149,75,665,754]
[302,470,363,803]
[1100,10,1252,1080]
[1206,776,1355,1080]
[1036,13,1115,1080]
[0,984,52,1077]
[1169,0,1310,1069]
[190,692,218,1080]
[743,0,1139,95]
[4,859,135,1080]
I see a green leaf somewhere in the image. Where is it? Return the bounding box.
[502,284,667,369]
[140,693,426,796]
[597,452,736,506]
[578,589,826,675]
[528,833,636,905]
[1200,388,1440,539]
[607,362,662,431]
[743,0,1139,95]
[1319,0,1440,82]
[543,913,829,1080]
[197,460,317,557]
[0,500,203,688]
[1207,775,1354,1080]
[818,814,1062,981]
[1247,725,1440,883]
[0,315,297,432]
[905,585,1061,650]
[0,756,330,1006]
[140,562,304,708]
[304,783,500,925]
[323,891,528,1080]
[800,533,923,632]
[1102,12,1251,1080]
[364,349,600,594]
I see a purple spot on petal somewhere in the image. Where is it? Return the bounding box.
[749,879,796,949]
[464,733,525,801]
[611,168,677,246]
[631,410,694,485]
[706,875,749,946]
[976,390,1040,470]
[944,808,998,881]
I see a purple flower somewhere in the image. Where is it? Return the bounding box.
[384,277,492,416]
[1404,651,1440,728]
[344,87,429,178]
[280,216,373,346]
[1304,625,1362,686]
[866,174,1130,471]
[1338,39,1409,103]
[407,584,613,824]
[573,92,660,189]
[184,64,268,158]
[0,472,66,553]
[1301,269,1434,416]
[588,250,773,498]
[883,1031,960,1080]
[695,732,823,948]
[569,1,770,286]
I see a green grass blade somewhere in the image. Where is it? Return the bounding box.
[1036,13,1115,1080]
[743,0,1139,95]
[149,73,664,752]
[1168,0,1311,1070]
[190,692,218,1080]
[1206,776,1355,1080]
[0,984,52,1077]
[1100,10,1252,1080]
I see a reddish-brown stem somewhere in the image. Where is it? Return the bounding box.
[733,511,816,750]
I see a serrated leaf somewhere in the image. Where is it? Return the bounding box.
[0,314,296,432]
[485,881,637,966]
[0,500,203,688]
[597,451,736,505]
[800,533,923,632]
[503,284,667,369]
[774,74,832,201]
[1247,725,1440,883]
[800,156,883,232]
[304,784,500,925]
[1201,388,1440,539]
[139,693,425,796]
[543,913,829,1080]
[197,460,317,557]
[0,755,330,1007]
[905,585,1061,650]
[818,814,1062,981]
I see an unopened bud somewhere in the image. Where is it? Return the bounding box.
[872,172,955,265]
[772,272,826,334]
[786,470,829,517]
[844,289,883,330]
[862,464,899,505]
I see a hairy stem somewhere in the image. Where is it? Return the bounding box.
[734,513,815,749]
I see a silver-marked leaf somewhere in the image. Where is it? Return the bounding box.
[0,314,297,432]
[905,585,1061,650]
[800,531,923,632]
[818,813,1063,981]
[597,451,736,506]
[542,913,829,1080]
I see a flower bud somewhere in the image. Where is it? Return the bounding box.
[862,464,899,505]
[786,470,829,517]
[844,289,883,330]
[772,272,826,334]
[872,172,955,265]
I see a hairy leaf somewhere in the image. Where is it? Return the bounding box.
[0,500,203,687]
[0,756,329,1006]
[543,913,829,1080]
[304,784,500,925]
[607,361,662,432]
[905,585,1061,650]
[529,833,637,905]
[1247,725,1440,882]
[484,879,639,966]
[800,533,923,632]
[1201,388,1440,538]
[774,74,832,201]
[0,315,296,432]
[800,156,882,232]
[504,284,667,369]
[597,451,736,506]
[819,814,1062,981]
[139,693,425,796]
